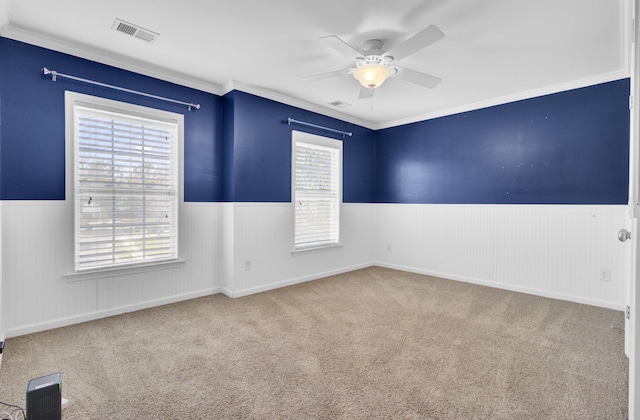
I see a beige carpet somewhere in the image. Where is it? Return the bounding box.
[0,267,628,419]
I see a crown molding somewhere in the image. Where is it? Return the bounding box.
[1,24,226,96]
[1,25,630,132]
[374,70,631,130]
[227,81,377,130]
[1,24,375,129]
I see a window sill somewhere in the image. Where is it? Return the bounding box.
[291,243,343,256]
[64,259,186,282]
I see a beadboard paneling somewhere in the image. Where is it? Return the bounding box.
[375,204,630,310]
[0,202,4,366]
[2,201,630,337]
[226,203,375,296]
[2,201,223,337]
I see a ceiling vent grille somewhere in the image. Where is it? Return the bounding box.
[111,19,159,43]
[329,100,351,109]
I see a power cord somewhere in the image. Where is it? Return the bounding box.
[0,401,26,420]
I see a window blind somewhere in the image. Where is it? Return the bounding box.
[294,139,341,248]
[74,106,178,271]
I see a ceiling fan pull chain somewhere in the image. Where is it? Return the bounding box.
[370,88,375,111]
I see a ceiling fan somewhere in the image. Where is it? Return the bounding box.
[305,25,445,99]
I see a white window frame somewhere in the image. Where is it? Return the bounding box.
[291,130,343,254]
[65,91,184,276]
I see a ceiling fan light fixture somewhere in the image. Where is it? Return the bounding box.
[353,64,391,89]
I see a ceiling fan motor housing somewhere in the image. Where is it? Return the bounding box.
[362,39,384,54]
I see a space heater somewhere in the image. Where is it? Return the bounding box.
[26,372,62,420]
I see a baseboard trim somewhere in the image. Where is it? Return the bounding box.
[223,262,375,298]
[4,262,625,338]
[375,262,626,312]
[5,287,221,338]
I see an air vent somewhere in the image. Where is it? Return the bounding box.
[111,19,159,43]
[329,100,351,109]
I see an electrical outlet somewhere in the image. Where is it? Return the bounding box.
[244,260,252,271]
[599,268,610,282]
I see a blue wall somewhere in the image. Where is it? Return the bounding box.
[0,38,223,202]
[221,92,236,202]
[0,37,631,205]
[375,79,630,204]
[222,90,375,203]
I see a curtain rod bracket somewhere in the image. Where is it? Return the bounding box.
[41,67,200,111]
[42,67,57,81]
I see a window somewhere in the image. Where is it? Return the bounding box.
[67,92,182,272]
[292,130,342,251]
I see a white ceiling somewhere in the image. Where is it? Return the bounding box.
[0,0,631,129]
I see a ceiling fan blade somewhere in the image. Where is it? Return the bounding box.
[303,68,352,81]
[393,66,442,89]
[358,85,374,99]
[320,35,365,59]
[385,25,444,62]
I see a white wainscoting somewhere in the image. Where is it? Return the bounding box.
[374,204,630,310]
[2,201,630,337]
[0,201,3,367]
[2,201,223,337]
[223,203,375,297]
